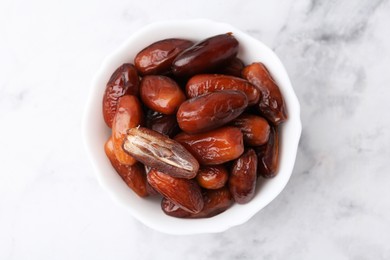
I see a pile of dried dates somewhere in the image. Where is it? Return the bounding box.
[102,33,287,218]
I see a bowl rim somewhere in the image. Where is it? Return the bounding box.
[82,18,302,235]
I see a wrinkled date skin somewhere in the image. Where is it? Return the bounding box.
[175,126,244,165]
[146,110,180,138]
[196,165,228,190]
[232,114,270,146]
[134,38,193,75]
[177,90,248,134]
[229,149,258,204]
[112,95,143,165]
[102,63,139,128]
[217,57,244,77]
[104,137,148,197]
[148,169,204,214]
[256,126,279,178]
[242,62,287,125]
[161,187,233,218]
[186,74,259,105]
[172,33,239,77]
[140,75,186,115]
[123,127,199,179]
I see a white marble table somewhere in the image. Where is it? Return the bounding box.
[1,0,390,259]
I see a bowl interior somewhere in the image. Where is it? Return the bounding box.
[82,19,301,235]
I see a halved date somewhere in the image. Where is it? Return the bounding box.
[102,63,139,128]
[177,90,248,134]
[112,95,143,165]
[123,127,199,179]
[140,75,186,115]
[242,62,287,125]
[229,149,257,204]
[134,38,193,75]
[172,33,239,77]
[256,126,279,178]
[232,114,270,146]
[186,74,259,105]
[148,169,204,214]
[174,126,244,165]
[104,137,148,197]
[196,165,228,190]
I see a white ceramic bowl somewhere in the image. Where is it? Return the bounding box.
[82,19,301,235]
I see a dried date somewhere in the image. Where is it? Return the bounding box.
[191,187,233,218]
[112,95,143,165]
[123,127,199,179]
[102,63,139,127]
[177,90,248,134]
[242,62,287,125]
[161,187,233,218]
[161,197,191,218]
[229,149,257,204]
[175,126,244,165]
[148,169,203,214]
[196,165,228,190]
[135,38,193,75]
[256,126,279,178]
[172,33,239,77]
[217,57,244,77]
[186,74,259,105]
[232,114,270,146]
[140,75,186,115]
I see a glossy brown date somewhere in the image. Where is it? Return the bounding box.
[174,126,244,165]
[104,137,148,197]
[256,126,279,178]
[112,95,143,165]
[192,187,233,218]
[161,187,233,218]
[217,57,244,77]
[229,149,257,204]
[148,169,204,214]
[177,90,248,134]
[140,75,186,115]
[172,33,239,77]
[232,114,270,146]
[123,127,199,179]
[134,38,193,75]
[196,165,228,190]
[242,62,287,125]
[102,63,139,128]
[161,197,191,218]
[146,110,180,138]
[186,74,259,105]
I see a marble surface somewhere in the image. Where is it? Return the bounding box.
[1,0,390,259]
